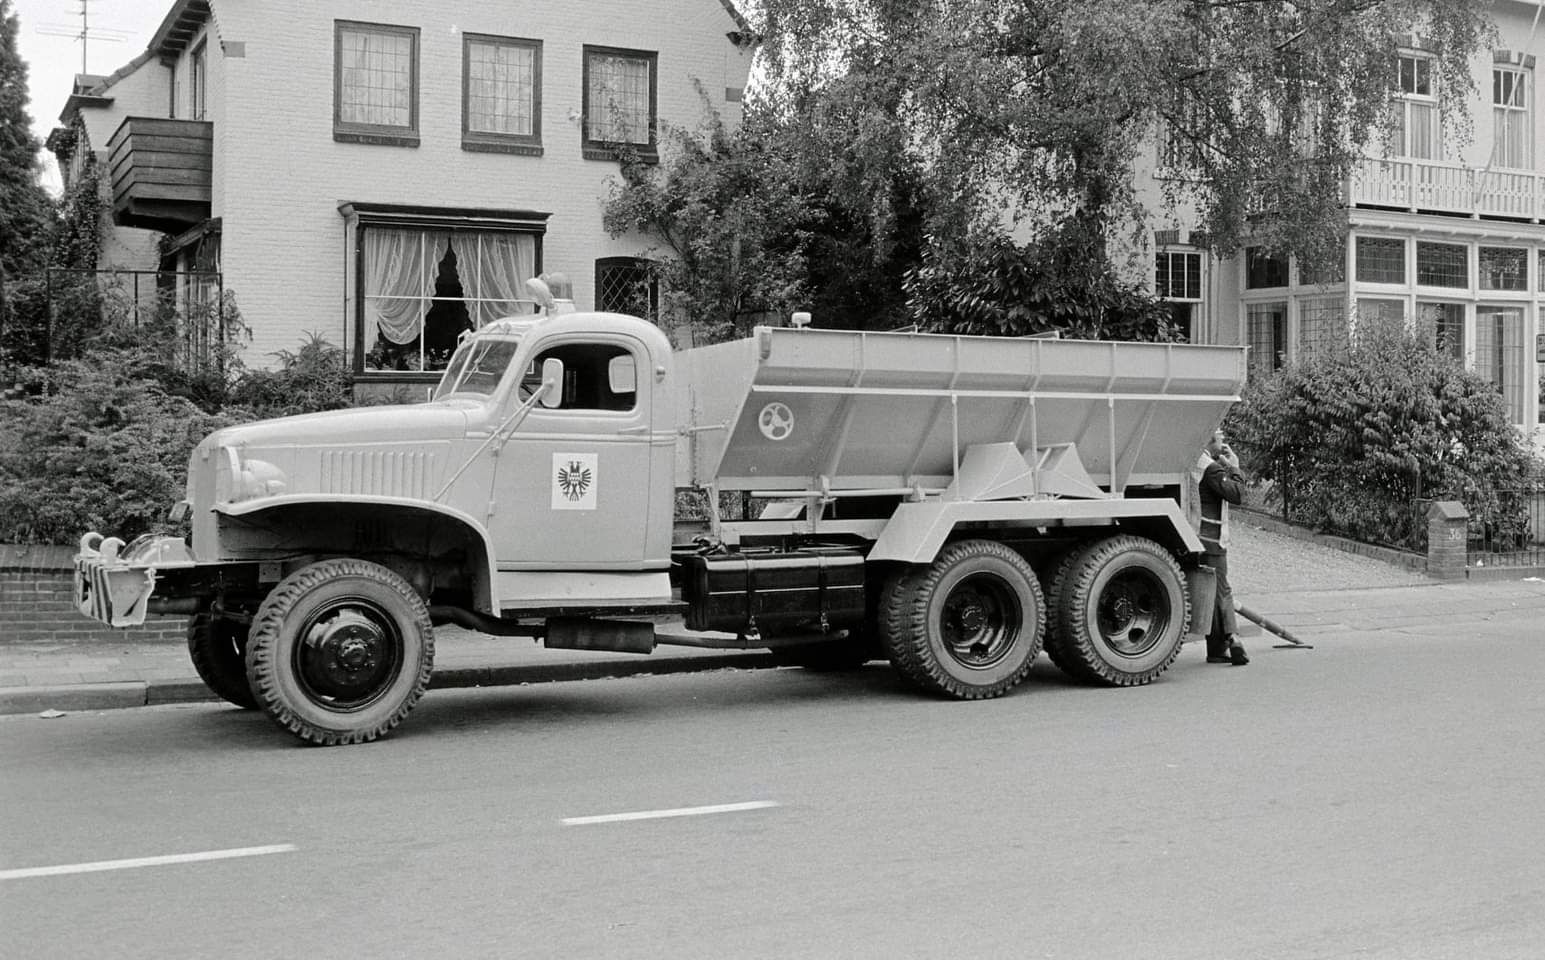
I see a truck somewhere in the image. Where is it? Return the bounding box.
[74,311,1248,745]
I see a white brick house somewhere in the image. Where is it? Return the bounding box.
[51,0,755,394]
[1135,0,1545,437]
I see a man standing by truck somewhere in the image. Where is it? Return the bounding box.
[1199,430,1250,666]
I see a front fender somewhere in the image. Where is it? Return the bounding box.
[216,495,500,613]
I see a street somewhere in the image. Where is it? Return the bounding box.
[3,605,1542,960]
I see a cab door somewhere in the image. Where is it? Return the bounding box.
[490,334,654,569]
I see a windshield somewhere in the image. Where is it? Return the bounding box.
[433,337,522,400]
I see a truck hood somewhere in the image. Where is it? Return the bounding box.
[207,402,478,449]
[194,402,486,506]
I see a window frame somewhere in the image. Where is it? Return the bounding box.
[341,202,553,380]
[1155,249,1203,301]
[595,256,659,321]
[333,20,421,148]
[581,44,658,162]
[1396,51,1440,160]
[190,39,207,121]
[461,33,544,156]
[1492,65,1532,170]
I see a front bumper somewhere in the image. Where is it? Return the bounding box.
[74,533,197,627]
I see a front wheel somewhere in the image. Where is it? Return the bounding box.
[246,559,434,746]
[1054,535,1189,686]
[881,539,1044,700]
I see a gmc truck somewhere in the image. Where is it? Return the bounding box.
[75,311,1247,745]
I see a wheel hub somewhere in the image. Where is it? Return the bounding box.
[302,609,390,700]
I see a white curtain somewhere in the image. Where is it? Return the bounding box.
[448,232,537,327]
[364,229,446,345]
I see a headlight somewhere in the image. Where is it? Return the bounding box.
[217,446,287,503]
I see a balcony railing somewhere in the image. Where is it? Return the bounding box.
[106,117,213,233]
[1350,157,1541,221]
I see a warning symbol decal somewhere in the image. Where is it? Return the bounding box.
[552,453,598,510]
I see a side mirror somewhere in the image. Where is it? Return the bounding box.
[538,357,564,408]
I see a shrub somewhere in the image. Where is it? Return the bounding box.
[226,332,351,419]
[1229,316,1540,551]
[0,349,234,545]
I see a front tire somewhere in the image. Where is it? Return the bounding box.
[187,613,258,710]
[1055,535,1189,686]
[246,559,434,746]
[881,539,1044,699]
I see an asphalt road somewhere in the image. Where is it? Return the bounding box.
[2,619,1542,960]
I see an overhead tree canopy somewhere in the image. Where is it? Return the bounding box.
[751,0,1492,271]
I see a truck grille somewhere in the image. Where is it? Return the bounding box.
[320,450,435,499]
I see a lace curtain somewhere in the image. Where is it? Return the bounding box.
[447,232,538,327]
[364,229,448,345]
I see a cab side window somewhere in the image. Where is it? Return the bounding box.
[523,342,637,412]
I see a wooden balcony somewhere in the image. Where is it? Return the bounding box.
[1350,157,1543,222]
[107,117,212,233]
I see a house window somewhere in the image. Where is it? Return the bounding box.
[1417,301,1465,362]
[1298,297,1346,358]
[1415,242,1466,287]
[1355,237,1405,284]
[1397,53,1439,159]
[1155,250,1202,300]
[1246,302,1287,378]
[168,60,177,118]
[1355,298,1407,340]
[190,40,207,120]
[335,21,419,146]
[1475,306,1526,424]
[1479,246,1526,291]
[359,227,541,373]
[463,35,542,155]
[1493,67,1531,170]
[1245,248,1287,289]
[1155,250,1202,341]
[582,45,657,160]
[596,257,658,321]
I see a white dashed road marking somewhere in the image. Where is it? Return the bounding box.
[562,800,779,826]
[0,844,297,881]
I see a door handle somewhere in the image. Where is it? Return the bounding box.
[617,425,650,435]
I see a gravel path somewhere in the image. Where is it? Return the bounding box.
[1227,518,1432,595]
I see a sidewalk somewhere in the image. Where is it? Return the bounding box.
[3,519,1540,716]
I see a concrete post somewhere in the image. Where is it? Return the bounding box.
[1426,500,1469,580]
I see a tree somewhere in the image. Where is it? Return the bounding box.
[604,89,925,340]
[753,0,1491,274]
[0,0,52,299]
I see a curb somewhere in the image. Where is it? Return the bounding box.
[0,652,781,716]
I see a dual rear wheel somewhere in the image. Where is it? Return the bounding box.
[880,535,1189,699]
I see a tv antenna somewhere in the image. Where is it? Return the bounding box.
[36,0,130,75]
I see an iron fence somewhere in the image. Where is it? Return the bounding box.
[1466,474,1545,568]
[1,268,225,373]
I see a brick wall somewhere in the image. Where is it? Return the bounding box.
[0,547,185,645]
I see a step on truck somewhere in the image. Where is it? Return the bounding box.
[74,311,1248,745]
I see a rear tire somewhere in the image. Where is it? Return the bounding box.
[1055,535,1189,686]
[246,559,434,746]
[881,539,1044,699]
[1041,545,1096,682]
[187,613,258,710]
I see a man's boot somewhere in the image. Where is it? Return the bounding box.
[1228,637,1250,666]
